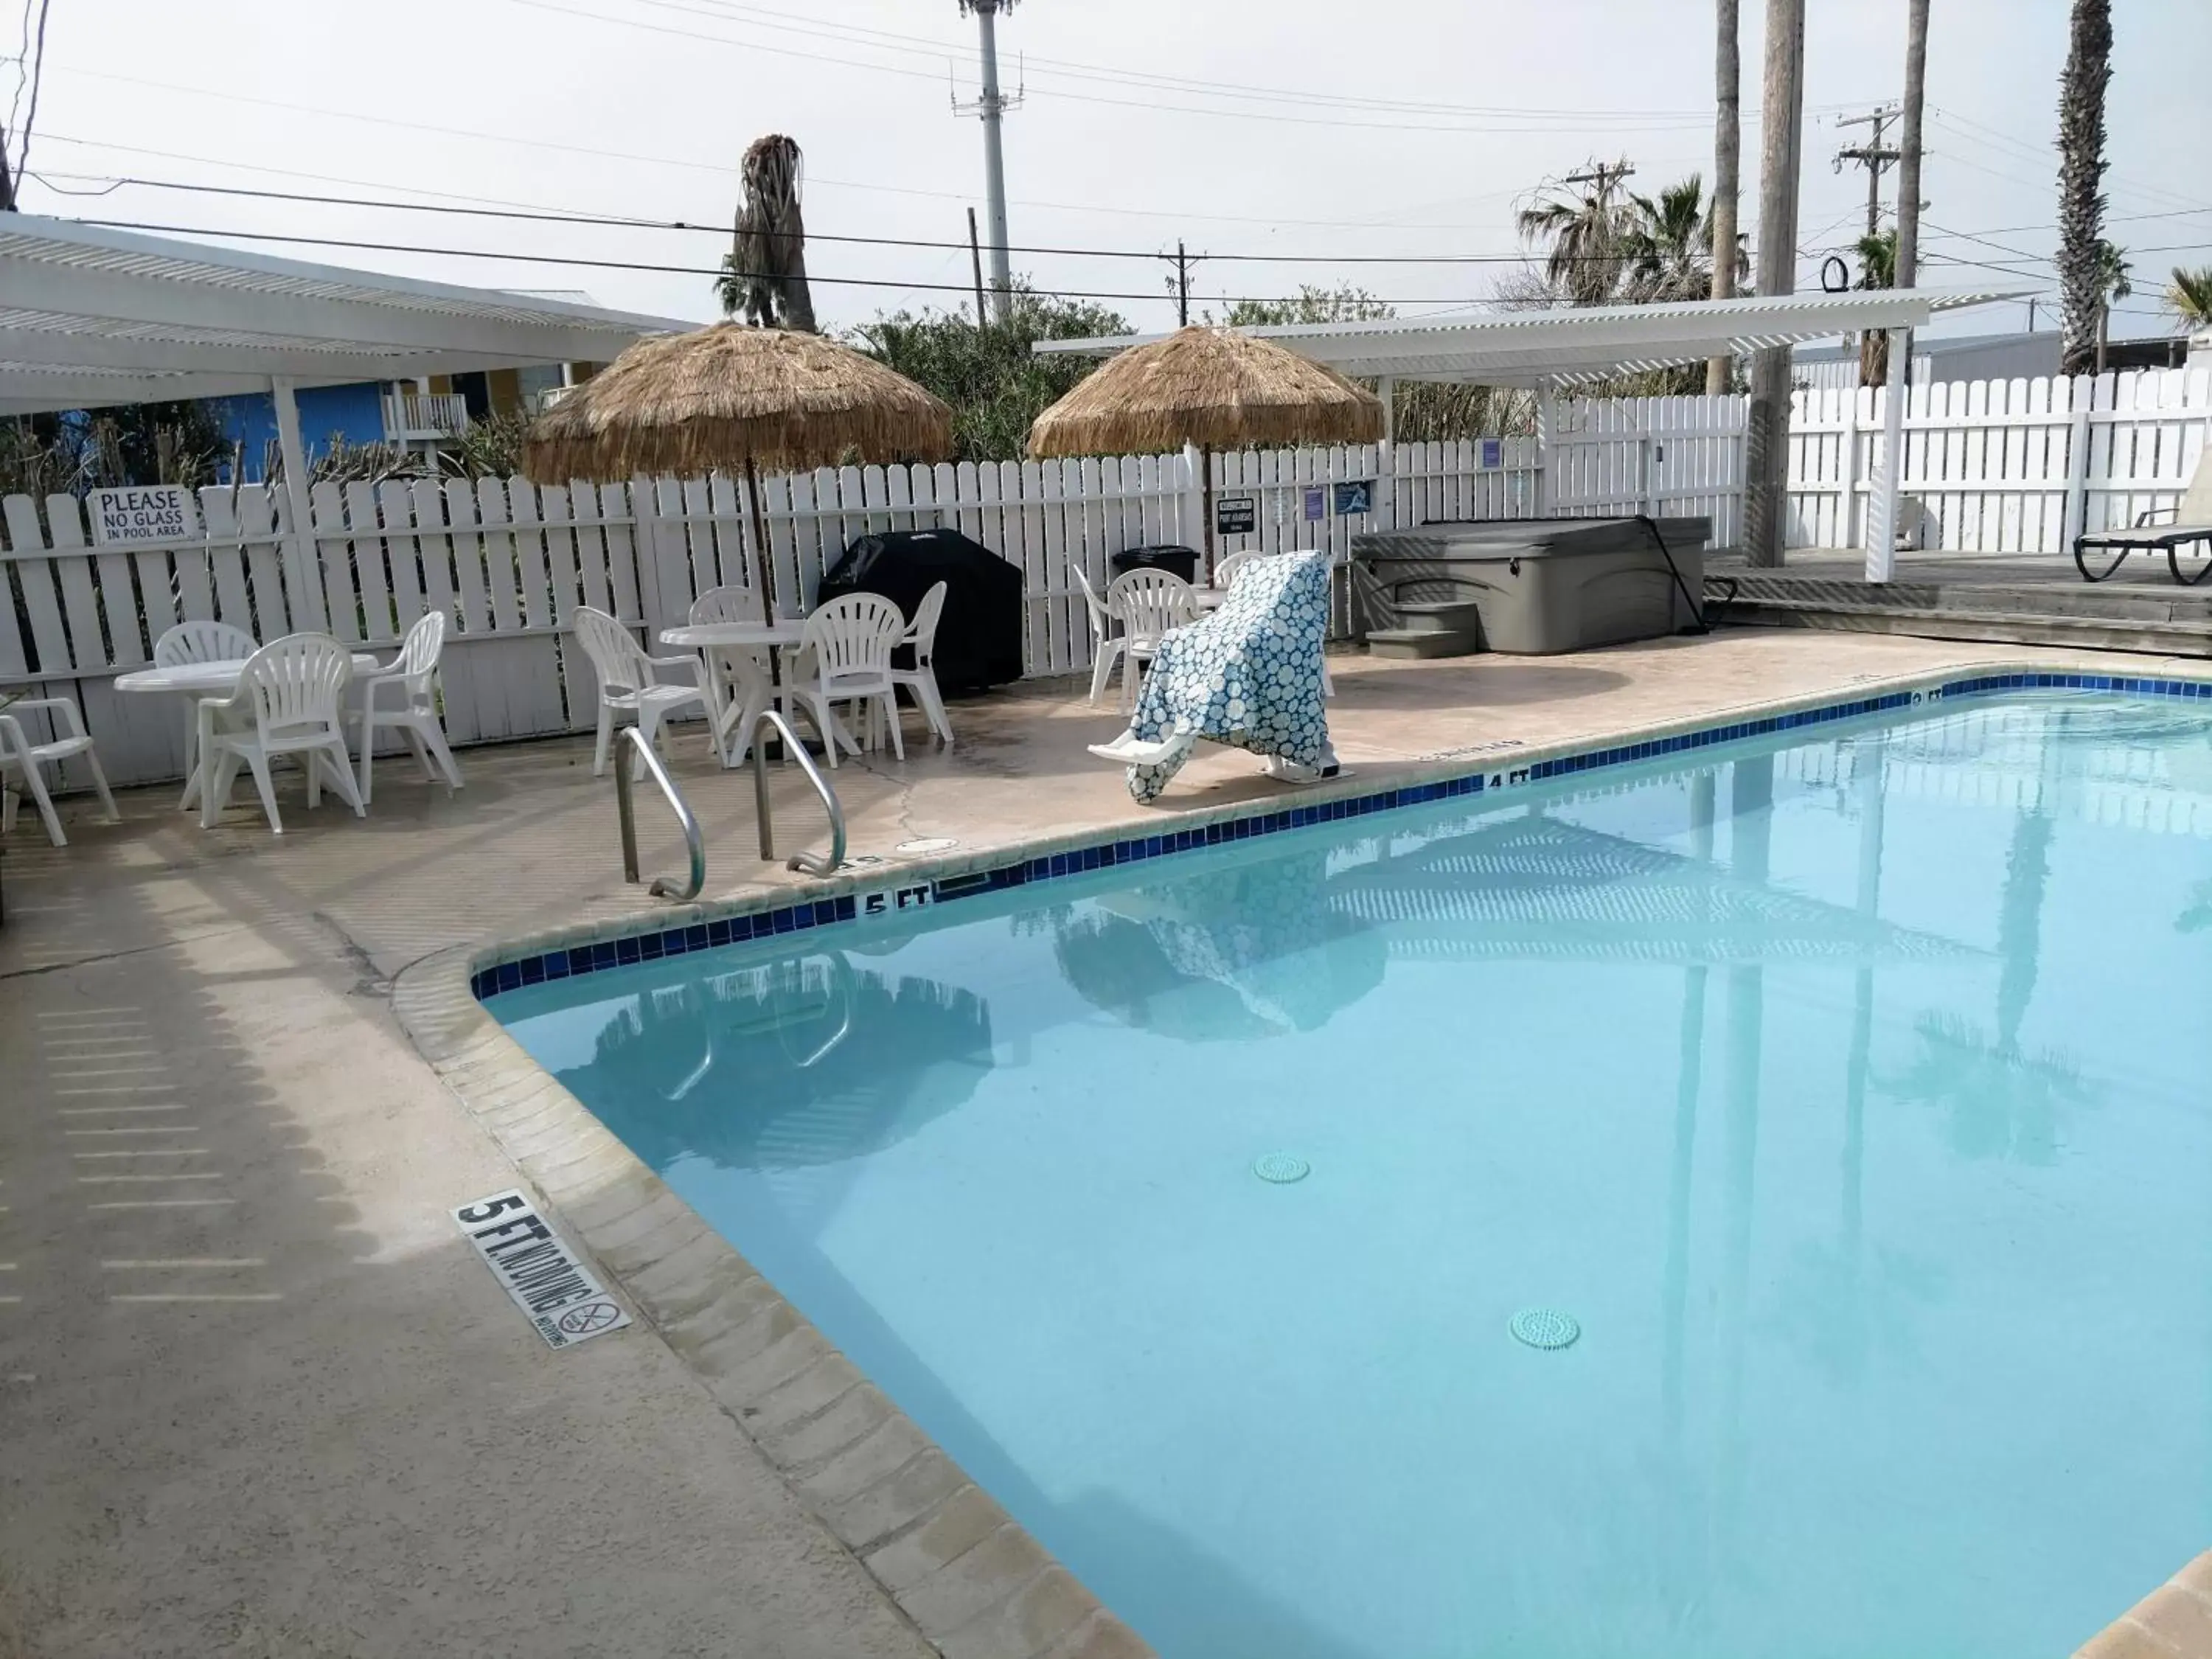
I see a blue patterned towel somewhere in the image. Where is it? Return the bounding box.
[1120,550,1335,802]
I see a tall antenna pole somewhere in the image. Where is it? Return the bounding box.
[956,0,1020,324]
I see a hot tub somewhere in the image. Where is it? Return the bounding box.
[1351,515,1711,656]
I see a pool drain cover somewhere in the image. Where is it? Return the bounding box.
[895,837,960,854]
[1509,1308,1580,1350]
[1252,1152,1310,1184]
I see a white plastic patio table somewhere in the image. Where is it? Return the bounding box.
[658,620,809,762]
[114,654,379,810]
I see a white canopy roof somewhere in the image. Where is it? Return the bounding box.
[1036,286,2033,387]
[0,213,692,414]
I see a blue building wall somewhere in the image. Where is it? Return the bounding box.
[207,383,389,480]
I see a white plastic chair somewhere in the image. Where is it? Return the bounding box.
[197,633,366,833]
[687,585,776,765]
[572,606,714,778]
[1071,564,1124,706]
[1105,569,1200,711]
[0,695,119,847]
[153,619,259,809]
[888,581,953,747]
[1212,550,1260,591]
[782,594,905,769]
[353,611,462,804]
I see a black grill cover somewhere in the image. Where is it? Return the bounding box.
[815,528,1025,694]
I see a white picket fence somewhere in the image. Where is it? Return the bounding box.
[1785,366,2212,554]
[4,366,2207,792]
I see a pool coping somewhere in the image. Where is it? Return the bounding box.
[391,655,2212,1659]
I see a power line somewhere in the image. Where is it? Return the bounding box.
[31,171,1734,267]
[507,0,1731,136]
[51,216,1550,307]
[514,0,1736,131]
[11,0,46,181]
[27,111,1571,234]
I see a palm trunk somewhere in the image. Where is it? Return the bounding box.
[1743,0,1806,566]
[1705,0,1741,395]
[2056,0,2113,375]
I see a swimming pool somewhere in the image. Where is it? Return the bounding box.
[490,688,2212,1659]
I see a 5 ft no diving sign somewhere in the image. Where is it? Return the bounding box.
[453,1189,631,1350]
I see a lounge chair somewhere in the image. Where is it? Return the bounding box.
[2074,451,2212,584]
[1088,548,1337,803]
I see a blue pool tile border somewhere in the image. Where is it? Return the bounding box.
[470,669,2212,1003]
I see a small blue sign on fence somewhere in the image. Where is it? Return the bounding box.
[1479,437,1504,470]
[1331,479,1374,517]
[1302,487,1326,522]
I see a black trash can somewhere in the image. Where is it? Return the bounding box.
[1110,544,1201,584]
[816,528,1025,694]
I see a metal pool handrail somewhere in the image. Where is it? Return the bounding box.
[612,726,707,902]
[749,709,846,877]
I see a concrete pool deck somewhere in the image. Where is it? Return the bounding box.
[3,627,2204,1658]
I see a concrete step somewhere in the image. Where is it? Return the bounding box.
[1388,600,1489,636]
[1718,594,2212,658]
[1365,628,1483,660]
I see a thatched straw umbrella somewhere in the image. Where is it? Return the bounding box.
[524,322,953,616]
[1025,326,1382,568]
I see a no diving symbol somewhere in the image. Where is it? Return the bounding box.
[557,1300,622,1336]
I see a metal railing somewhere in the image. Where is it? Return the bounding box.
[748,709,846,877]
[611,726,706,901]
[610,712,846,902]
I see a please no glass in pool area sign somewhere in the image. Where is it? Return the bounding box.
[452,1189,631,1350]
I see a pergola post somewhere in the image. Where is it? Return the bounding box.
[269,376,327,629]
[1377,376,1395,445]
[1535,380,1557,518]
[1864,333,1909,582]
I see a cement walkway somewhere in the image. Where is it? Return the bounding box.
[1,630,2196,1656]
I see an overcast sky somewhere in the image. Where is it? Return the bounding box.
[14,0,2210,343]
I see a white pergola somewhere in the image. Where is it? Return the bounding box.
[0,211,690,543]
[1039,286,2032,580]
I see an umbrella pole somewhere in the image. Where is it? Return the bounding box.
[743,451,777,623]
[1200,445,1214,581]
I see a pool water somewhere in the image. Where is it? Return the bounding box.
[495,692,2212,1659]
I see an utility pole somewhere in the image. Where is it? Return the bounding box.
[967,206,988,329]
[1834,104,1902,241]
[1175,240,1191,327]
[1706,0,1742,395]
[954,0,1021,324]
[1742,0,1806,568]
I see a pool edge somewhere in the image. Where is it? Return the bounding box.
[465,655,2212,1001]
[389,948,1153,1659]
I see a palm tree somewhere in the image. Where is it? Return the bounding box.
[1515,159,1637,306]
[717,133,816,332]
[1622,177,1719,303]
[2056,0,2115,375]
[1856,229,1898,385]
[2093,239,2131,372]
[2166,265,2212,331]
[1705,0,1742,394]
